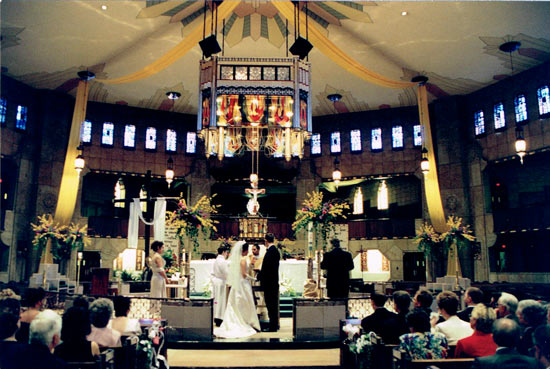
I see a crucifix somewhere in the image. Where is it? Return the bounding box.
[244,174,265,216]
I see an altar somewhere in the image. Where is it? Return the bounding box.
[190,259,310,294]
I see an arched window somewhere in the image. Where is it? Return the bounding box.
[377,180,388,210]
[353,187,364,215]
[538,86,550,116]
[514,94,528,123]
[124,124,136,148]
[493,103,505,130]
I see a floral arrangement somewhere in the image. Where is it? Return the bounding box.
[162,249,175,268]
[202,279,213,297]
[31,214,90,261]
[342,326,380,355]
[441,215,476,247]
[167,195,219,253]
[414,222,442,257]
[279,273,296,297]
[114,269,143,282]
[292,191,349,250]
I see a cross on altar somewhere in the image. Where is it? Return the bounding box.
[244,181,265,216]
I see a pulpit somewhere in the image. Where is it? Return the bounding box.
[91,268,110,296]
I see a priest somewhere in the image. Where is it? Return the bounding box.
[212,245,230,327]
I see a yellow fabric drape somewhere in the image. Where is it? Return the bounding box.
[319,178,366,193]
[42,80,89,264]
[96,1,240,84]
[417,84,446,232]
[271,1,416,90]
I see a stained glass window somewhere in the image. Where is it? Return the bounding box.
[235,66,247,80]
[0,98,6,125]
[186,132,197,154]
[330,131,341,154]
[311,133,321,155]
[494,103,506,130]
[16,105,27,130]
[514,94,528,123]
[263,67,276,80]
[221,66,234,80]
[474,110,485,136]
[392,126,403,149]
[537,86,550,116]
[166,129,177,152]
[81,120,92,143]
[124,124,136,148]
[377,180,388,210]
[145,127,157,150]
[371,128,382,151]
[249,67,261,80]
[353,187,364,215]
[350,129,362,152]
[277,67,290,81]
[413,125,422,147]
[102,122,114,146]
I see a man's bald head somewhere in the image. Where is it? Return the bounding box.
[493,318,522,348]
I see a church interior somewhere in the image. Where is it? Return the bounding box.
[1,1,550,368]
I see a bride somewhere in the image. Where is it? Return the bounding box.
[214,241,260,338]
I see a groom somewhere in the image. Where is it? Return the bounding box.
[259,233,280,332]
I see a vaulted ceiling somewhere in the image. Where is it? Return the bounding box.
[2,1,550,116]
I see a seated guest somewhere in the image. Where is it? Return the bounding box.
[0,312,28,369]
[0,289,21,316]
[455,304,497,358]
[399,310,448,359]
[433,291,473,344]
[361,293,400,344]
[516,300,547,356]
[17,287,46,343]
[393,290,412,337]
[54,307,100,362]
[4,310,67,369]
[413,288,434,315]
[458,287,484,322]
[533,324,550,368]
[496,292,519,322]
[111,296,141,335]
[471,318,537,369]
[72,295,91,310]
[87,298,121,347]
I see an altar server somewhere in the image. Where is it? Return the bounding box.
[212,245,230,326]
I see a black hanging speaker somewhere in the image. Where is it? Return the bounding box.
[289,36,313,60]
[199,35,222,58]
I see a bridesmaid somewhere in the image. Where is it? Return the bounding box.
[150,241,169,298]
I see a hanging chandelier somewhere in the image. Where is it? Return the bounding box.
[197,56,312,161]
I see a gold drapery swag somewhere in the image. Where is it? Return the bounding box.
[417,85,447,232]
[41,80,89,264]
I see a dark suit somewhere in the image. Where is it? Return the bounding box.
[361,308,400,344]
[457,306,474,322]
[320,247,354,299]
[471,347,538,369]
[259,244,280,331]
[0,342,67,369]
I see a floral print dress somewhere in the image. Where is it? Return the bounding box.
[399,332,449,359]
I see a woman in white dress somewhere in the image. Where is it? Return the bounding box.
[150,241,169,298]
[214,241,261,338]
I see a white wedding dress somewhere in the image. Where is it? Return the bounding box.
[214,242,260,338]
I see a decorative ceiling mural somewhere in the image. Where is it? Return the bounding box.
[1,1,550,116]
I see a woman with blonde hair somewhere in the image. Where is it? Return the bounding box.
[455,304,497,358]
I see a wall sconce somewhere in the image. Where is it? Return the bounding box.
[332,157,342,185]
[74,143,85,175]
[165,156,175,187]
[114,177,126,208]
[515,126,526,164]
[166,91,181,100]
[139,185,148,212]
[420,148,430,175]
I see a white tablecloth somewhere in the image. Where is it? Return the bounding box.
[190,259,309,293]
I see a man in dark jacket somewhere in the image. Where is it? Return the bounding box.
[320,238,354,299]
[458,287,484,322]
[361,292,400,344]
[471,318,537,369]
[259,233,280,332]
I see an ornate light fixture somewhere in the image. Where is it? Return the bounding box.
[197,57,312,162]
[499,41,521,72]
[332,157,342,185]
[515,126,526,164]
[420,148,430,175]
[166,91,181,100]
[74,143,85,175]
[139,185,148,212]
[165,156,175,186]
[327,94,342,102]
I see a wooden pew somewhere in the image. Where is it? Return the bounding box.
[393,347,474,369]
[66,348,114,369]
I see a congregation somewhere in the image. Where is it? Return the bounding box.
[0,288,141,369]
[358,287,550,368]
